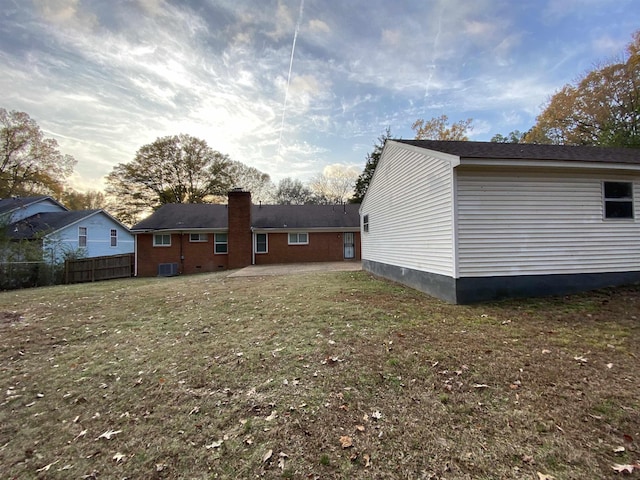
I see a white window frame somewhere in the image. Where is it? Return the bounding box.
[214,233,228,254]
[153,233,171,247]
[603,181,634,220]
[288,232,308,245]
[189,233,208,242]
[110,229,117,247]
[363,214,369,232]
[78,227,87,247]
[255,233,268,254]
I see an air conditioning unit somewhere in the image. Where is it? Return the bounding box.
[158,263,179,277]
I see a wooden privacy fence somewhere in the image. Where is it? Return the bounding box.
[65,253,134,284]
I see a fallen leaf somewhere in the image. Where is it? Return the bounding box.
[205,439,223,449]
[612,464,639,474]
[278,452,288,470]
[613,446,626,453]
[606,363,614,369]
[522,454,535,464]
[537,472,555,480]
[623,434,634,443]
[36,460,59,472]
[262,449,273,463]
[113,452,126,463]
[265,410,277,421]
[339,435,353,448]
[542,349,551,354]
[96,429,122,440]
[355,425,365,432]
[363,453,371,468]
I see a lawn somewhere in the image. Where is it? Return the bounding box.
[0,270,638,479]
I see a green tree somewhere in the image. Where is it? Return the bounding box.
[412,115,473,141]
[105,134,232,222]
[490,130,527,143]
[351,127,392,203]
[0,108,76,198]
[526,31,640,148]
[60,189,107,210]
[273,177,314,204]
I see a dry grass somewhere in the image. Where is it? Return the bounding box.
[0,271,638,479]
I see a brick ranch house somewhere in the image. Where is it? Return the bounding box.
[130,189,361,277]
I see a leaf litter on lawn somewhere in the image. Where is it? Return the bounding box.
[0,272,638,479]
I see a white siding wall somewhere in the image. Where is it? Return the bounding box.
[361,142,455,276]
[456,168,640,277]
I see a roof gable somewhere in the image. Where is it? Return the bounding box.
[0,196,67,217]
[9,210,102,239]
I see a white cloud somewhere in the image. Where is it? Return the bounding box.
[308,18,330,34]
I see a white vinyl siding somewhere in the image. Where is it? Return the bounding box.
[456,168,640,277]
[361,142,455,276]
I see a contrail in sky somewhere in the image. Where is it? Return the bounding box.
[424,4,443,99]
[277,0,305,158]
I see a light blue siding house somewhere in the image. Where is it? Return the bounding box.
[0,196,68,223]
[1,196,134,263]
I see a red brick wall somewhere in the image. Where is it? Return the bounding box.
[136,233,228,277]
[228,190,252,269]
[254,231,361,265]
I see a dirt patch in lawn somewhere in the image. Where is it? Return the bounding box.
[0,272,638,479]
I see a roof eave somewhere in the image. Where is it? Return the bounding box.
[457,158,640,171]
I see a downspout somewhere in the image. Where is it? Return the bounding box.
[179,231,184,274]
[251,228,255,265]
[134,234,138,277]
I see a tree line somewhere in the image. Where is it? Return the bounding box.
[2,31,638,220]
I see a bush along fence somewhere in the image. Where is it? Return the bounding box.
[0,261,64,290]
[1,254,134,290]
[64,253,134,284]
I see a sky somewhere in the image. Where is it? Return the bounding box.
[1,0,638,192]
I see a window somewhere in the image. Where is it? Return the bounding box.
[363,214,369,232]
[110,229,117,247]
[214,233,228,254]
[604,181,634,219]
[288,232,308,245]
[78,227,87,247]
[255,233,268,253]
[153,233,171,246]
[189,233,208,242]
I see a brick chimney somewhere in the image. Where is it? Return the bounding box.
[227,188,252,269]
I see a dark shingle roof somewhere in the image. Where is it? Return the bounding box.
[252,204,360,229]
[395,140,640,164]
[131,204,229,231]
[8,210,101,239]
[130,203,361,231]
[0,196,63,216]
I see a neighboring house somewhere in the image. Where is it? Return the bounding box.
[0,196,68,223]
[1,196,134,263]
[360,139,640,304]
[131,189,361,277]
